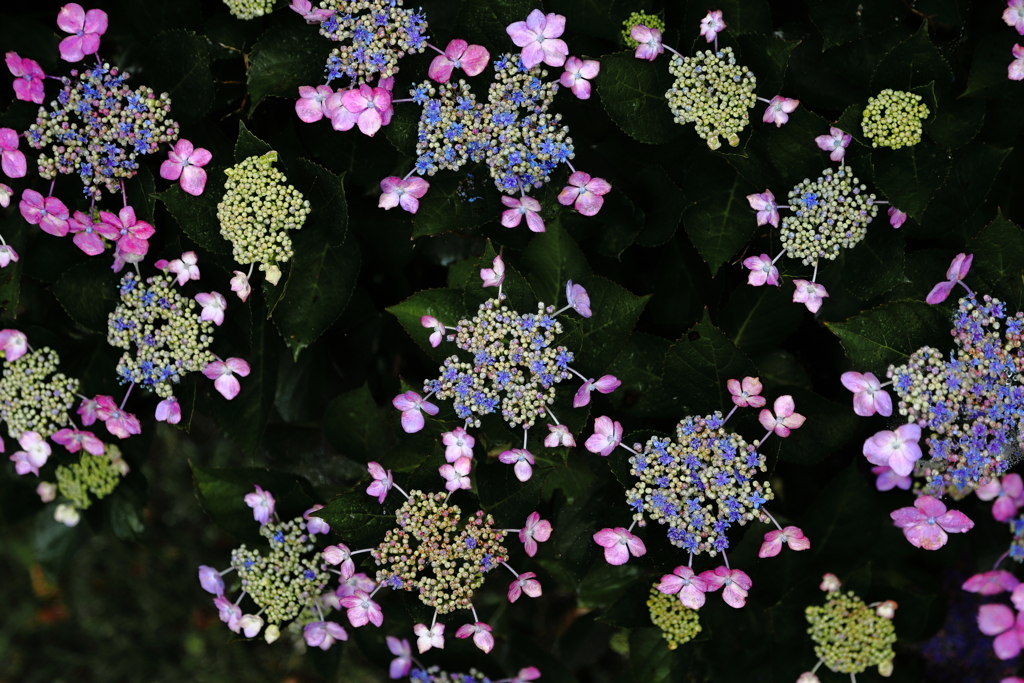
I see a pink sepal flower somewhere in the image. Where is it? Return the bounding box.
[699,10,726,42]
[1007,1,1024,35]
[160,139,211,196]
[872,465,912,491]
[214,595,242,633]
[421,315,446,348]
[230,271,251,302]
[0,128,26,178]
[0,245,15,269]
[68,211,106,256]
[560,56,600,99]
[77,396,99,425]
[814,127,851,162]
[573,374,621,407]
[820,573,841,592]
[99,206,155,255]
[340,589,384,627]
[0,183,11,208]
[978,603,1024,659]
[243,615,265,640]
[20,189,70,237]
[926,253,973,304]
[888,206,907,228]
[392,390,438,433]
[413,622,445,653]
[57,3,108,63]
[455,622,494,653]
[631,25,663,61]
[699,566,752,608]
[9,430,51,476]
[544,424,575,448]
[325,89,359,131]
[508,572,542,602]
[963,570,1020,596]
[295,85,334,123]
[758,526,811,558]
[167,252,200,286]
[742,254,780,287]
[37,482,56,502]
[1011,44,1024,80]
[501,195,545,232]
[379,176,429,214]
[341,84,393,136]
[441,426,474,462]
[244,484,276,526]
[498,448,535,482]
[481,255,505,288]
[195,292,227,326]
[862,423,921,477]
[511,668,542,683]
[6,52,45,104]
[593,527,646,565]
[439,455,473,491]
[657,565,709,609]
[519,512,552,557]
[1014,584,1024,612]
[565,280,591,317]
[203,357,250,400]
[304,621,348,650]
[727,376,766,408]
[94,395,141,439]
[0,329,28,361]
[746,190,779,228]
[52,427,105,455]
[366,461,393,504]
[198,565,225,596]
[841,371,893,417]
[386,636,412,678]
[428,39,490,83]
[323,543,356,578]
[558,171,611,216]
[891,496,974,550]
[758,395,805,437]
[987,474,1024,522]
[506,10,569,69]
[290,0,334,23]
[585,416,622,456]
[792,279,828,313]
[762,96,799,127]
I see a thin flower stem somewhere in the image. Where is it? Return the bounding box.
[121,179,127,208]
[119,382,134,410]
[722,549,730,570]
[470,603,479,623]
[760,430,773,446]
[314,597,325,621]
[48,179,55,196]
[502,561,519,578]
[761,508,783,531]
[426,43,446,56]
[567,366,589,383]
[617,442,639,456]
[498,529,522,533]
[722,405,738,425]
[369,582,385,598]
[350,548,375,556]
[959,280,975,297]
[552,304,572,316]
[219,566,236,576]
[431,608,438,627]
[133,262,140,276]
[873,200,889,205]
[688,552,694,568]
[393,482,410,500]
[994,550,1010,570]
[522,427,528,450]
[714,36,719,52]
[0,234,6,246]
[234,590,247,606]
[403,168,416,181]
[627,519,637,533]
[247,262,255,279]
[771,249,787,265]
[547,408,561,426]
[879,380,892,388]
[665,45,683,58]
[812,261,819,283]
[756,96,772,104]
[392,98,415,104]
[565,160,576,174]
[811,659,824,674]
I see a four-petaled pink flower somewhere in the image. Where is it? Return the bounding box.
[544,424,576,448]
[978,603,1024,659]
[762,96,800,127]
[558,171,611,216]
[888,206,907,228]
[429,39,490,83]
[195,292,227,326]
[214,595,242,633]
[442,426,474,462]
[304,504,330,535]
[1011,44,1024,80]
[439,455,473,491]
[657,565,710,609]
[891,495,974,550]
[94,395,142,439]
[20,189,70,237]
[560,56,600,100]
[727,376,766,408]
[758,526,811,558]
[585,415,622,456]
[230,271,251,302]
[871,465,911,492]
[341,84,393,136]
[9,431,51,476]
[414,622,445,653]
[481,254,505,288]
[323,543,356,578]
[56,3,108,63]
[758,395,805,437]
[379,176,429,214]
[0,128,26,178]
[421,315,446,348]
[840,371,892,417]
[167,251,200,286]
[593,527,646,565]
[699,566,752,608]
[0,329,28,361]
[99,206,155,255]
[386,636,412,678]
[565,280,591,317]
[699,10,726,43]
[792,279,828,313]
[742,254,780,287]
[456,622,495,653]
[340,589,384,627]
[510,668,542,683]
[289,0,334,23]
[366,461,394,503]
[68,211,106,255]
[304,621,348,650]
[508,572,542,602]
[392,390,438,433]
[746,190,779,228]
[506,10,569,69]
[295,85,334,123]
[203,357,251,400]
[6,52,45,104]
[574,374,621,407]
[244,484,276,525]
[1006,0,1024,34]
[501,195,545,232]
[862,423,921,477]
[630,25,663,61]
[160,139,212,196]
[519,512,552,557]
[499,448,535,482]
[977,474,1024,522]
[963,570,1020,596]
[814,127,852,162]
[198,565,225,596]
[926,252,973,304]
[52,427,104,455]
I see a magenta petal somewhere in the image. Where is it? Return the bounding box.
[57,3,86,33]
[296,96,326,122]
[575,192,604,216]
[874,390,892,416]
[72,231,106,255]
[398,192,420,214]
[58,35,86,62]
[679,584,706,609]
[461,45,490,76]
[160,158,183,181]
[1,150,26,178]
[926,279,954,304]
[401,409,425,433]
[904,522,947,550]
[83,9,108,36]
[428,56,454,83]
[214,373,241,400]
[79,33,101,56]
[935,509,974,534]
[180,166,208,196]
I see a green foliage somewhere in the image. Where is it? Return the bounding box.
[247,23,331,114]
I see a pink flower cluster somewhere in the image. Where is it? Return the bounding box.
[967,569,1024,659]
[295,77,395,137]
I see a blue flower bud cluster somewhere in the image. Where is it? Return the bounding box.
[408,667,492,683]
[318,0,428,84]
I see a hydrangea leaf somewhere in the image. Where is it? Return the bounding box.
[826,300,953,375]
[919,144,1012,239]
[476,462,547,527]
[807,0,901,48]
[763,106,832,187]
[156,171,234,255]
[542,451,597,505]
[34,506,88,579]
[720,284,804,356]
[599,579,657,629]
[764,387,860,465]
[634,166,690,248]
[146,30,214,125]
[963,32,1024,99]
[463,240,537,313]
[234,120,274,163]
[840,223,906,300]
[835,102,871,148]
[681,154,758,276]
[871,22,952,94]
[605,333,676,419]
[683,0,771,36]
[52,259,123,333]
[736,34,800,97]
[925,98,985,149]
[871,143,950,221]
[596,51,679,145]
[315,488,397,551]
[969,211,1024,305]
[456,0,534,48]
[627,627,675,683]
[246,22,331,114]
[412,170,502,237]
[387,288,475,362]
[575,277,650,377]
[0,218,26,319]
[577,562,643,609]
[522,217,593,305]
[323,384,396,463]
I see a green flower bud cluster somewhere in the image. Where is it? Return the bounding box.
[54,444,126,511]
[107,273,216,399]
[371,490,508,614]
[626,412,772,557]
[805,589,896,676]
[665,48,757,150]
[26,63,178,200]
[222,0,275,20]
[648,584,702,649]
[217,151,311,274]
[426,296,573,430]
[409,667,491,683]
[622,12,665,47]
[0,347,78,439]
[231,516,329,625]
[862,89,929,149]
[779,166,879,267]
[320,0,428,84]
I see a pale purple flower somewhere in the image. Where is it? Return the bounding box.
[442,426,474,462]
[519,512,552,557]
[481,254,505,288]
[366,462,394,504]
[295,85,334,123]
[742,254,780,287]
[840,371,893,417]
[1014,584,1024,612]
[340,589,384,627]
[727,376,766,408]
[498,448,534,482]
[888,206,907,228]
[203,357,250,400]
[439,455,473,491]
[413,622,445,653]
[0,183,11,208]
[762,96,800,127]
[168,252,200,286]
[0,245,15,269]
[379,176,429,214]
[746,190,779,228]
[573,374,621,407]
[1012,44,1024,80]
[77,396,99,425]
[99,206,155,254]
[0,128,26,178]
[57,3,107,63]
[214,595,242,633]
[963,570,1020,595]
[558,171,611,216]
[565,280,592,317]
[585,416,622,456]
[501,195,545,232]
[392,390,438,433]
[428,39,490,83]
[699,10,726,42]
[94,395,141,439]
[758,395,806,437]
[244,484,275,525]
[304,621,348,650]
[630,25,663,61]
[926,252,973,304]
[20,189,70,237]
[758,526,811,558]
[985,474,1024,522]
[290,0,334,22]
[978,603,1024,659]
[51,427,105,455]
[6,52,45,104]
[68,211,106,256]
[594,527,646,565]
[323,543,356,578]
[700,566,752,608]
[1006,0,1024,34]
[0,329,28,361]
[239,614,265,639]
[792,279,829,313]
[657,565,710,610]
[421,315,446,348]
[506,10,569,69]
[544,424,575,448]
[198,565,225,596]
[508,572,542,602]
[862,423,922,477]
[230,271,251,302]
[304,504,330,535]
[891,496,974,550]
[37,482,57,503]
[341,84,392,136]
[160,139,211,196]
[386,636,412,678]
[455,622,494,653]
[560,56,600,100]
[871,465,912,491]
[814,127,851,162]
[195,292,227,326]
[10,431,50,476]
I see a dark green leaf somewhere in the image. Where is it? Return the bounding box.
[826,300,953,375]
[870,22,952,94]
[808,0,901,49]
[125,164,156,224]
[634,166,690,248]
[599,579,654,629]
[720,284,804,356]
[576,277,649,376]
[52,259,122,334]
[925,98,985,149]
[323,384,396,463]
[412,171,502,237]
[841,222,906,300]
[34,506,88,579]
[969,211,1024,303]
[247,23,331,114]
[577,562,642,609]
[147,30,214,125]
[316,488,396,550]
[737,34,800,97]
[235,120,274,163]
[964,33,1024,99]
[605,333,675,419]
[463,240,537,312]
[387,288,474,362]
[871,144,950,221]
[542,452,597,504]
[156,171,234,255]
[768,387,860,464]
[920,144,1012,239]
[522,217,593,304]
[0,218,26,318]
[475,462,546,526]
[681,155,758,276]
[456,0,534,47]
[597,51,678,145]
[764,107,832,188]
[626,628,674,683]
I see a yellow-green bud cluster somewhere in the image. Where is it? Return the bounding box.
[319,0,428,85]
[231,516,330,625]
[371,490,508,614]
[779,166,879,267]
[862,89,929,149]
[622,12,665,47]
[0,347,78,439]
[626,412,772,557]
[665,48,757,150]
[217,151,310,273]
[648,584,702,649]
[222,0,275,20]
[805,589,896,676]
[107,273,216,399]
[54,444,126,511]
